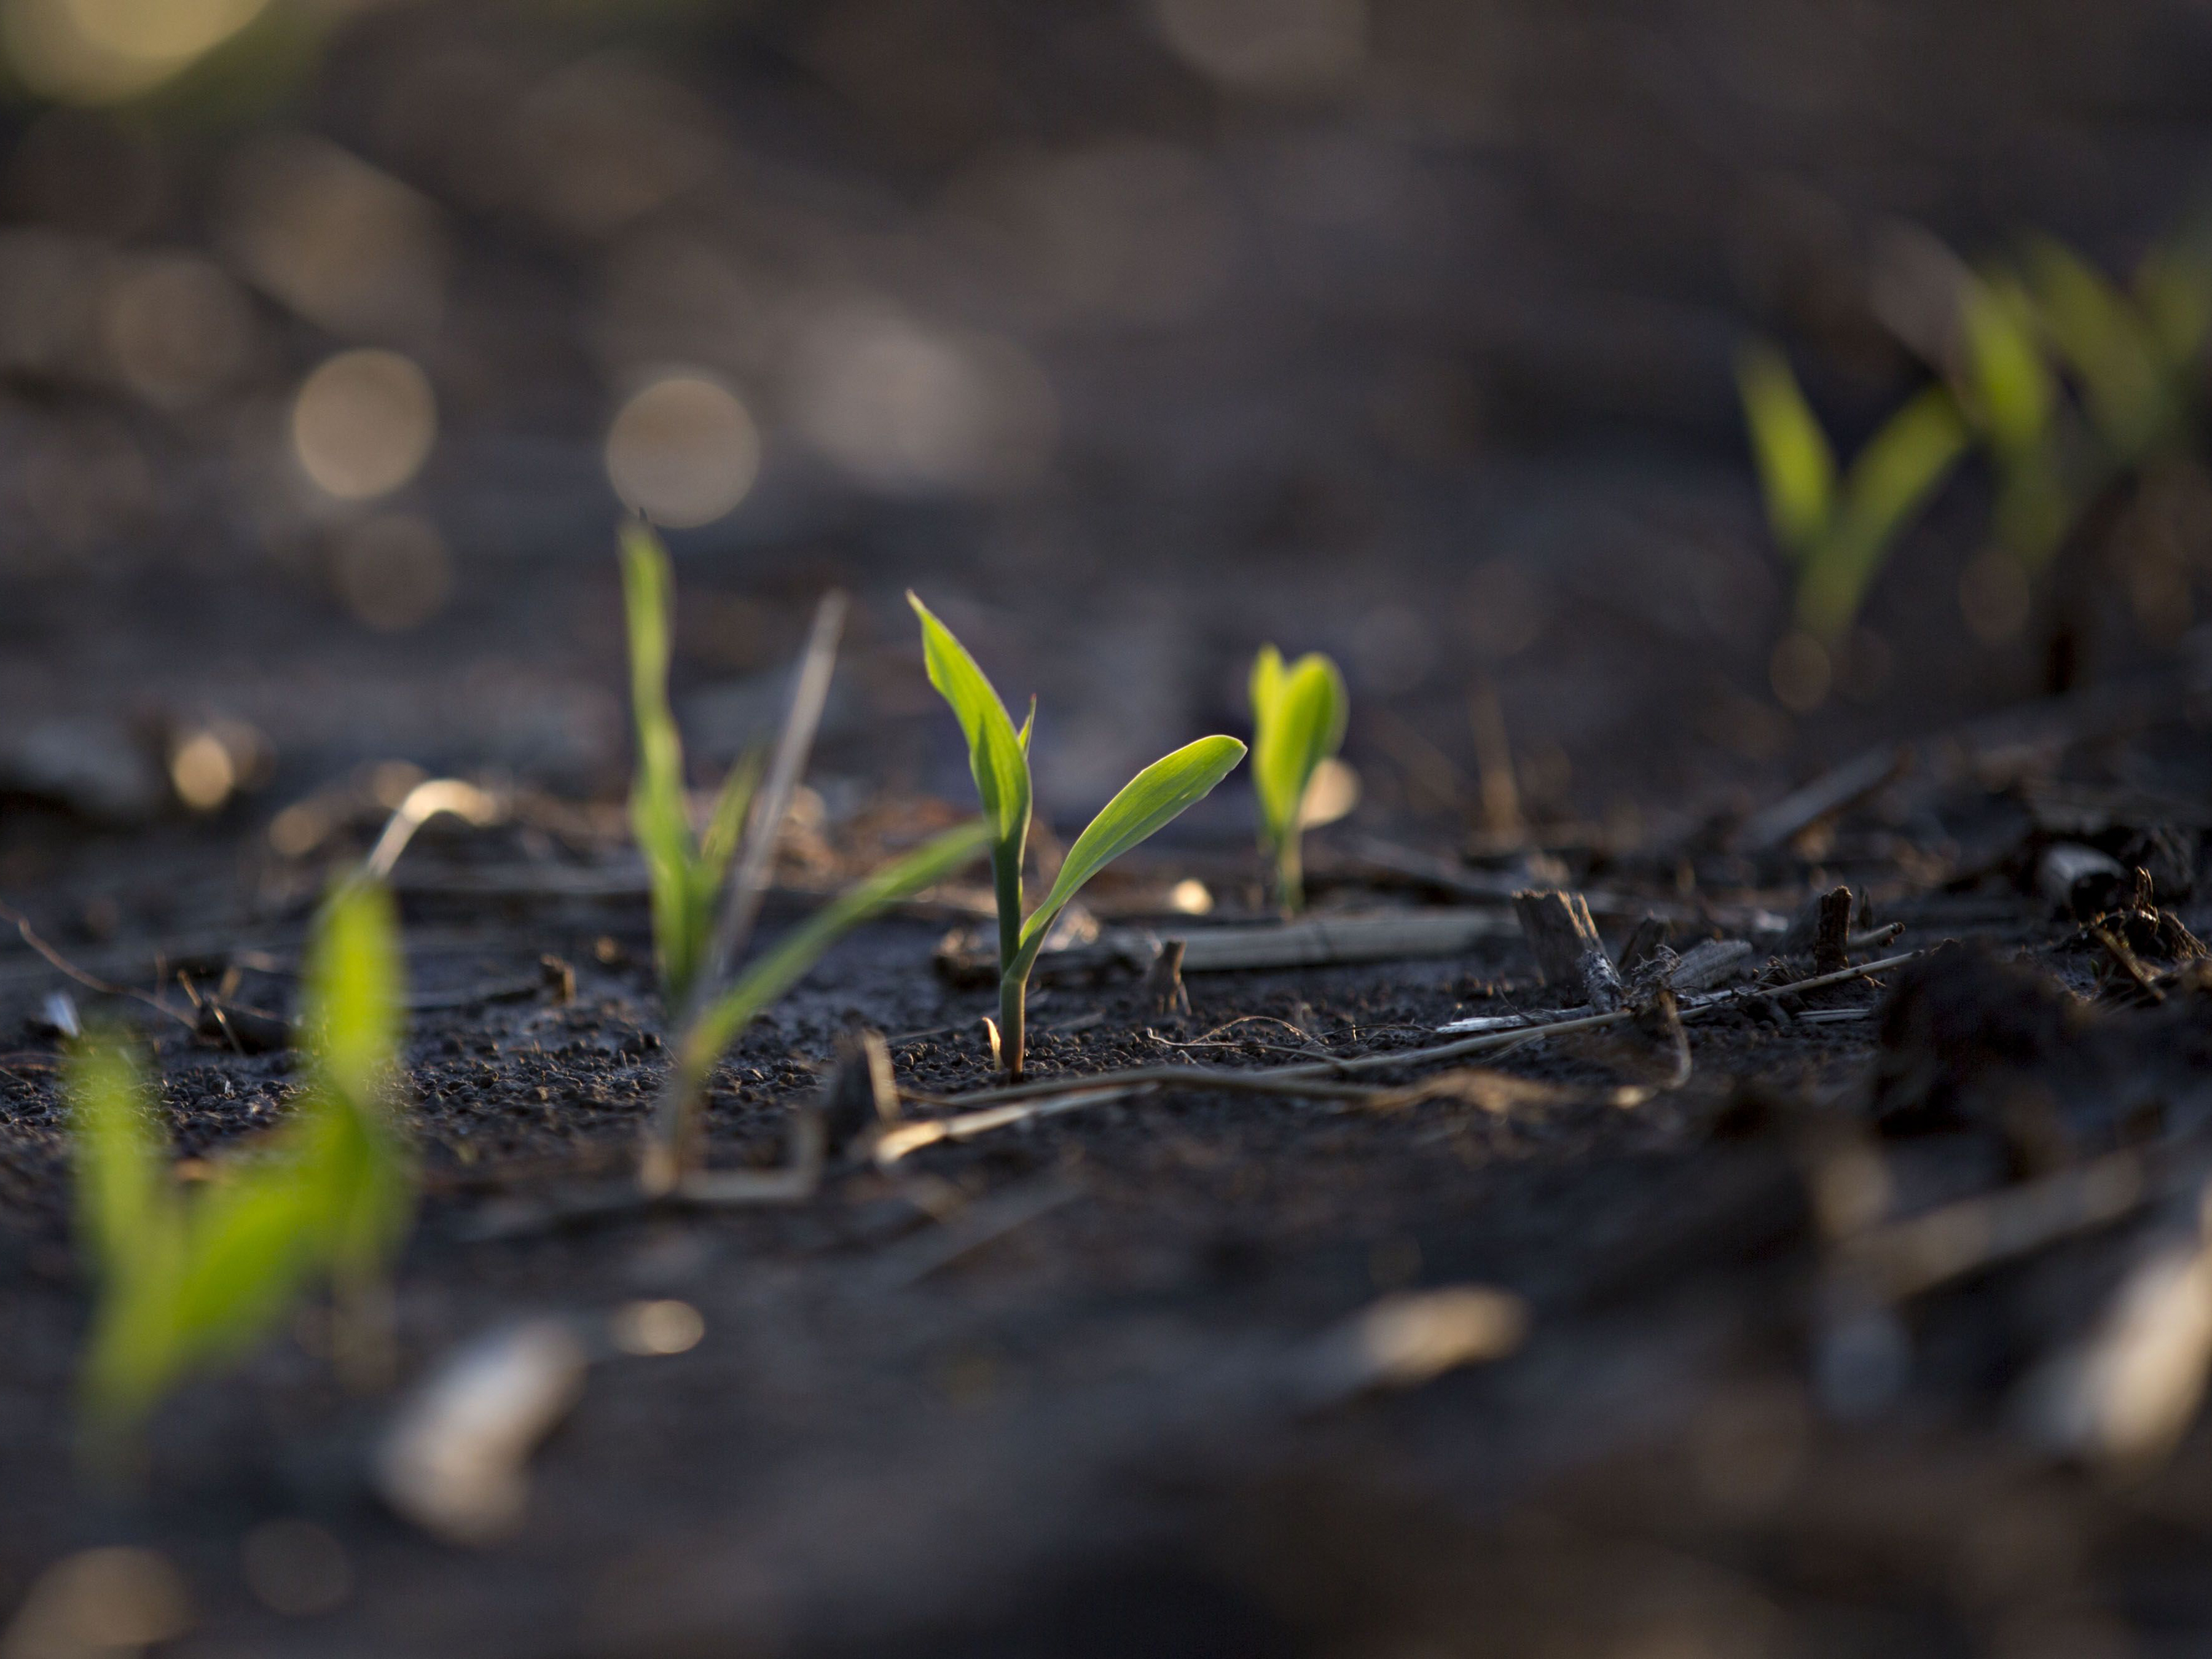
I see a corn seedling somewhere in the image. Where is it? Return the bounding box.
[627,545,990,1191]
[1248,645,1347,914]
[619,519,764,1010]
[641,817,992,1191]
[2020,233,2211,474]
[1738,342,1971,647]
[909,593,1246,1079]
[1954,272,2073,570]
[71,877,413,1458]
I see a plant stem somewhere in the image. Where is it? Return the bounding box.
[1271,832,1303,917]
[997,970,1027,1082]
[991,841,1026,1078]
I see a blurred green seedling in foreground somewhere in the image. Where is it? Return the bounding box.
[910,594,1245,1080]
[1737,342,1971,648]
[1248,646,1347,915]
[71,877,413,1459]
[619,520,763,1010]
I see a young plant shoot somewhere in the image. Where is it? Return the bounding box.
[71,877,413,1457]
[1736,342,1969,648]
[619,519,762,1010]
[909,594,1247,1079]
[1248,646,1347,914]
[642,818,990,1191]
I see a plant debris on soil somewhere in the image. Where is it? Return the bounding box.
[5,641,2212,1657]
[10,1,2212,1652]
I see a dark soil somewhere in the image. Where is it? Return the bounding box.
[7,692,2212,1657]
[10,1,2212,1653]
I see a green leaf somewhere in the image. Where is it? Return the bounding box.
[167,1169,320,1371]
[71,880,418,1440]
[621,520,705,1000]
[1249,645,1284,738]
[66,1040,171,1287]
[292,1084,412,1284]
[1959,275,2055,460]
[697,748,763,888]
[1736,343,1837,557]
[1014,735,1246,970]
[1250,649,1346,852]
[677,820,990,1086]
[2136,241,2212,371]
[2023,238,2167,461]
[297,877,412,1278]
[908,594,1032,862]
[1795,385,1969,643]
[303,878,402,1110]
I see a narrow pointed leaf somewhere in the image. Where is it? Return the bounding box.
[909,594,1031,857]
[1249,645,1284,737]
[1959,276,2054,458]
[1795,386,1968,643]
[1736,343,1836,557]
[621,521,705,998]
[168,1171,321,1370]
[303,878,403,1111]
[679,820,990,1084]
[67,1041,170,1291]
[2024,238,2167,459]
[697,748,764,885]
[1017,735,1246,963]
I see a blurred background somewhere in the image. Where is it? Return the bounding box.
[1,0,2209,847]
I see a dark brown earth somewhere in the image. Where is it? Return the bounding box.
[9,1,2212,1653]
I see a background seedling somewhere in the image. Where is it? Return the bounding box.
[619,519,763,1011]
[71,876,413,1460]
[1248,645,1347,914]
[1741,225,2212,675]
[910,592,1245,1080]
[2019,232,2211,474]
[1737,342,1971,649]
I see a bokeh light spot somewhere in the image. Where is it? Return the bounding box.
[101,251,253,409]
[610,1298,705,1356]
[790,309,1054,493]
[1769,631,1832,714]
[1145,0,1366,93]
[240,1518,352,1617]
[2,1547,191,1653]
[221,133,447,340]
[605,373,761,528]
[169,730,235,811]
[2,0,273,104]
[291,348,436,501]
[334,512,453,632]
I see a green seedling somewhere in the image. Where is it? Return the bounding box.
[1955,272,2073,570]
[1737,342,1971,646]
[71,877,413,1457]
[1247,645,1347,914]
[619,519,762,1010]
[2020,234,2208,471]
[643,817,990,1190]
[909,594,1245,1079]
